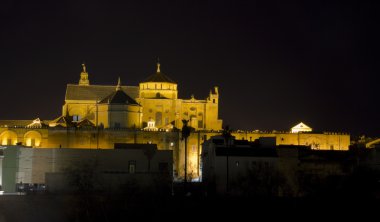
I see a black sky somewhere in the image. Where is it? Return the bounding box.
[0,0,379,136]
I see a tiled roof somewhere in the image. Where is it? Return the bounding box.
[65,84,139,101]
[76,118,95,127]
[143,72,176,83]
[99,90,139,105]
[49,116,74,127]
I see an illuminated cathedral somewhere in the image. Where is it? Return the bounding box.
[61,63,222,131]
[0,62,350,179]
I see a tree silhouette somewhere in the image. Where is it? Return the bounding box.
[181,119,191,193]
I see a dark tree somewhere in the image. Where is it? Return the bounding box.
[181,119,191,191]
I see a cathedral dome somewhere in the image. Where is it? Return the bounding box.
[142,62,176,83]
[143,72,176,83]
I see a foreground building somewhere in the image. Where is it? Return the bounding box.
[202,136,355,196]
[1,144,172,193]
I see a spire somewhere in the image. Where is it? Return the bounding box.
[79,63,90,86]
[156,57,161,73]
[116,77,121,91]
[82,63,86,73]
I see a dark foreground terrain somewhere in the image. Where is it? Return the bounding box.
[0,192,379,222]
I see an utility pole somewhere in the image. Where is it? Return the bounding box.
[181,119,191,193]
[197,131,200,178]
[222,125,232,194]
[96,99,99,149]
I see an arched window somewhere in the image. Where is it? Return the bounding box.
[24,131,42,147]
[0,130,18,145]
[155,112,162,126]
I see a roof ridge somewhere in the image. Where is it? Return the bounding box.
[67,84,138,88]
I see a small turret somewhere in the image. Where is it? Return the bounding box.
[214,86,219,95]
[157,60,161,73]
[79,63,90,86]
[208,86,219,104]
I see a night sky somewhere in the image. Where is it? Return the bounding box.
[0,0,378,136]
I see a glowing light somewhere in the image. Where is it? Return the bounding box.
[291,122,312,133]
[26,138,31,146]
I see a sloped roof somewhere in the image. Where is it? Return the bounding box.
[65,84,139,101]
[76,118,95,128]
[48,116,97,128]
[49,116,74,127]
[0,119,50,127]
[143,72,176,83]
[26,118,49,128]
[99,89,139,105]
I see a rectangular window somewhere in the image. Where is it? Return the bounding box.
[191,145,196,153]
[198,120,203,128]
[73,115,81,121]
[114,122,121,128]
[129,161,136,174]
[155,112,162,126]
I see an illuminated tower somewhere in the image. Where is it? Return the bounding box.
[136,60,222,130]
[205,86,221,130]
[137,61,179,128]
